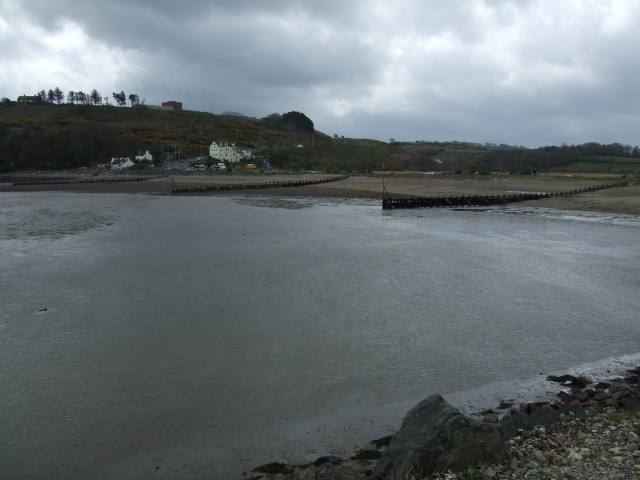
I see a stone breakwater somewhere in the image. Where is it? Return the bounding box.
[244,367,640,480]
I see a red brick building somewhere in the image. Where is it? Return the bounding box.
[161,100,183,111]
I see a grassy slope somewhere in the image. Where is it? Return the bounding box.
[2,104,639,174]
[385,143,640,174]
[385,143,487,171]
[0,103,319,152]
[0,104,396,172]
[550,156,640,174]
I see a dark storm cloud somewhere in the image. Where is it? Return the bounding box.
[2,0,640,146]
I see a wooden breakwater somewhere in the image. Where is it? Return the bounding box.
[171,175,348,194]
[9,175,165,186]
[382,181,629,209]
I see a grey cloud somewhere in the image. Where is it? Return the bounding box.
[3,0,640,146]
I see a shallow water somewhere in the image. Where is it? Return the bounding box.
[1,192,639,480]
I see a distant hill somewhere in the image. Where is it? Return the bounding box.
[383,140,640,175]
[220,111,249,118]
[0,104,375,172]
[1,103,638,174]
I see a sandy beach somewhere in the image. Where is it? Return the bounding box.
[1,173,638,215]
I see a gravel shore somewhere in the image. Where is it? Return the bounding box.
[429,408,640,480]
[248,368,640,480]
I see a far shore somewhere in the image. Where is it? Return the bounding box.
[1,172,638,216]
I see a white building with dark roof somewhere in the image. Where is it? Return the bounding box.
[135,150,153,162]
[110,157,134,170]
[209,142,253,163]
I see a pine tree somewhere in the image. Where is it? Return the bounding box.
[53,87,64,104]
[90,89,102,105]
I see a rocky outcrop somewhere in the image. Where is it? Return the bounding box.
[253,462,293,475]
[374,394,505,479]
[427,408,640,480]
[499,404,586,440]
[246,367,640,480]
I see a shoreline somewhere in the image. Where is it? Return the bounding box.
[246,364,640,479]
[1,179,639,217]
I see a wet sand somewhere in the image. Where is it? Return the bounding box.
[1,174,638,215]
[0,181,172,194]
[520,183,640,215]
[253,175,640,215]
[309,175,616,196]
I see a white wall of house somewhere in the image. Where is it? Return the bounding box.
[135,150,153,162]
[111,157,131,164]
[111,159,135,170]
[239,148,254,159]
[209,141,253,163]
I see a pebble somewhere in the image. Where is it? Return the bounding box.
[426,408,640,480]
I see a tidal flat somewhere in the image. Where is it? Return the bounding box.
[1,192,639,479]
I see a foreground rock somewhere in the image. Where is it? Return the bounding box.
[246,366,640,480]
[374,395,505,478]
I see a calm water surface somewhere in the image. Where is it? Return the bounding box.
[1,192,639,479]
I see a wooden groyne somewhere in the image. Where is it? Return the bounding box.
[382,181,629,209]
[171,175,347,194]
[9,175,164,186]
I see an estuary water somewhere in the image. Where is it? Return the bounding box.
[1,192,639,480]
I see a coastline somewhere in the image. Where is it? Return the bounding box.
[430,407,640,480]
[1,186,639,479]
[246,361,640,480]
[1,175,639,216]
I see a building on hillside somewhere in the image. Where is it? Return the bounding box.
[142,104,172,111]
[161,100,183,111]
[239,148,254,159]
[17,95,41,105]
[135,150,153,162]
[111,157,134,170]
[209,141,254,163]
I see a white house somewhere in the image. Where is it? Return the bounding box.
[209,141,253,163]
[135,150,153,162]
[239,148,254,160]
[111,157,135,170]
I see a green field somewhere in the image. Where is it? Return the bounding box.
[551,156,640,174]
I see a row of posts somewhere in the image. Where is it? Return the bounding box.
[382,181,629,209]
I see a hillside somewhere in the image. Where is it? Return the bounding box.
[2,103,639,174]
[0,104,393,173]
[385,141,640,174]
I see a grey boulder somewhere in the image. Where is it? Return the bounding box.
[374,394,505,479]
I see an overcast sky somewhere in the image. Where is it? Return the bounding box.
[1,0,639,146]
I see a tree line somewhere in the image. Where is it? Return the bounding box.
[0,122,152,172]
[24,88,142,107]
[476,142,640,173]
[260,111,315,133]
